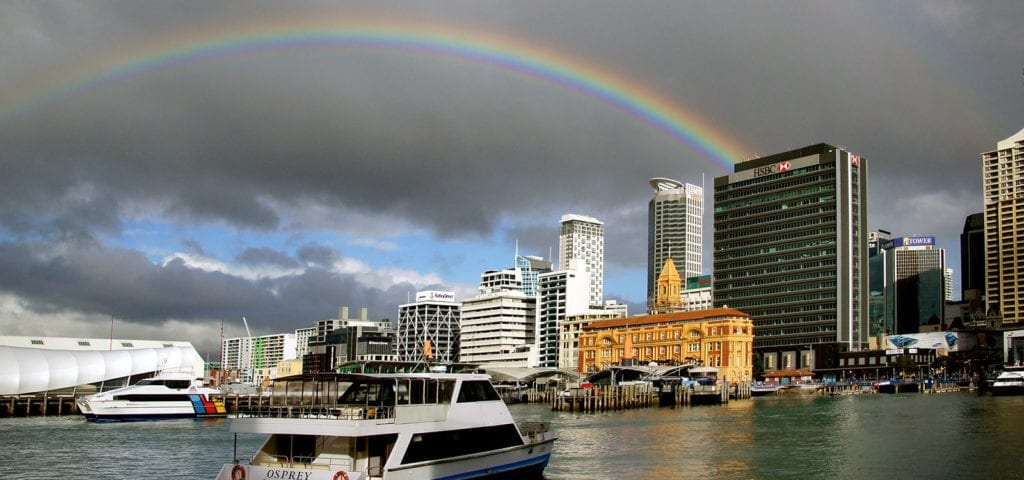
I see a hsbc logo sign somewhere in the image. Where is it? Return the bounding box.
[753,161,793,178]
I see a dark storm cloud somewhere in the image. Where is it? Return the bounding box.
[0,238,399,329]
[236,247,299,269]
[0,1,1022,339]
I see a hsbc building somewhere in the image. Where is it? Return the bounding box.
[713,143,869,357]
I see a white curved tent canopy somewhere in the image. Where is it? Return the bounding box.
[0,345,204,395]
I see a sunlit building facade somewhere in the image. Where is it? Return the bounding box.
[577,308,754,382]
[983,128,1024,325]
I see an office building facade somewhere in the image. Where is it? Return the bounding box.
[396,291,461,364]
[713,143,869,351]
[982,128,1024,325]
[648,178,704,306]
[960,212,985,299]
[558,214,605,307]
[459,268,538,367]
[868,230,891,337]
[883,236,946,334]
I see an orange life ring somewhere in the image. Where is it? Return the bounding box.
[333,471,350,480]
[231,464,246,480]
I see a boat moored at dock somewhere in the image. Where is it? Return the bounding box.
[76,373,226,421]
[991,366,1024,396]
[215,369,555,480]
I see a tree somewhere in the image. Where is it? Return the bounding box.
[896,355,919,377]
[752,352,765,380]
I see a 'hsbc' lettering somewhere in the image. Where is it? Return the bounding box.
[753,161,793,178]
[752,165,775,177]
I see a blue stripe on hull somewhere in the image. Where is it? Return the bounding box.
[432,453,551,480]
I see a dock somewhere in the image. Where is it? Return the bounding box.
[549,382,752,412]
[0,392,269,418]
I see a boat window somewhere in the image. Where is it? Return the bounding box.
[113,394,192,401]
[338,381,396,406]
[402,424,524,464]
[456,380,501,403]
[165,380,192,389]
[437,380,455,403]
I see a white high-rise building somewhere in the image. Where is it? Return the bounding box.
[397,290,461,364]
[945,268,954,302]
[983,128,1024,326]
[221,333,297,385]
[459,268,538,367]
[558,214,604,307]
[537,260,591,368]
[648,178,703,306]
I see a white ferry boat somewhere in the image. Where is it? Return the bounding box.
[991,365,1024,396]
[77,373,227,421]
[215,370,556,480]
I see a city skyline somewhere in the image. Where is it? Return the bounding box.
[0,2,1021,357]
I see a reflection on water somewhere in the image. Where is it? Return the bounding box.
[4,393,1024,479]
[512,392,1024,480]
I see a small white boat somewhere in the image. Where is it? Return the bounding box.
[77,373,226,421]
[750,382,786,396]
[991,366,1024,396]
[215,370,556,480]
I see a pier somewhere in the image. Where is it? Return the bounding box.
[548,382,752,412]
[0,392,270,418]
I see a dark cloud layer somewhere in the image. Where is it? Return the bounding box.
[0,1,1021,352]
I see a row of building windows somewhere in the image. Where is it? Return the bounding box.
[716,258,837,281]
[716,238,835,262]
[715,218,835,250]
[723,291,838,309]
[721,270,834,289]
[717,229,837,256]
[714,182,836,212]
[715,194,838,222]
[716,248,838,272]
[715,204,837,234]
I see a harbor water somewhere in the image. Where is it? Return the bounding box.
[4,392,1024,479]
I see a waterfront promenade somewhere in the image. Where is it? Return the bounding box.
[0,379,970,418]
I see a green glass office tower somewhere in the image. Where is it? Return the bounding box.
[713,143,869,351]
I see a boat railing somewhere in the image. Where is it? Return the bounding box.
[246,403,396,422]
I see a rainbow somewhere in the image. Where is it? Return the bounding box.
[0,17,748,171]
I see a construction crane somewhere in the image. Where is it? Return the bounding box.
[241,316,253,338]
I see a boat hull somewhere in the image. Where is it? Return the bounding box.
[78,397,227,422]
[216,438,554,480]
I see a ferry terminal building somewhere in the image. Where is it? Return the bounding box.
[577,308,755,383]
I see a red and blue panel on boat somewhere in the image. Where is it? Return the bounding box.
[188,394,218,414]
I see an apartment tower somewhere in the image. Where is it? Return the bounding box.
[982,128,1024,325]
[648,178,703,306]
[558,214,604,307]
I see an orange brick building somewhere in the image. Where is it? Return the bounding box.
[577,308,755,382]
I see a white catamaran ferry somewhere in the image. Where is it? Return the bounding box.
[77,372,227,421]
[215,369,556,480]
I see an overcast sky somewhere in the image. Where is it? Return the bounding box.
[1,1,1021,358]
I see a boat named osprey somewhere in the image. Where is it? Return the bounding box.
[215,369,555,480]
